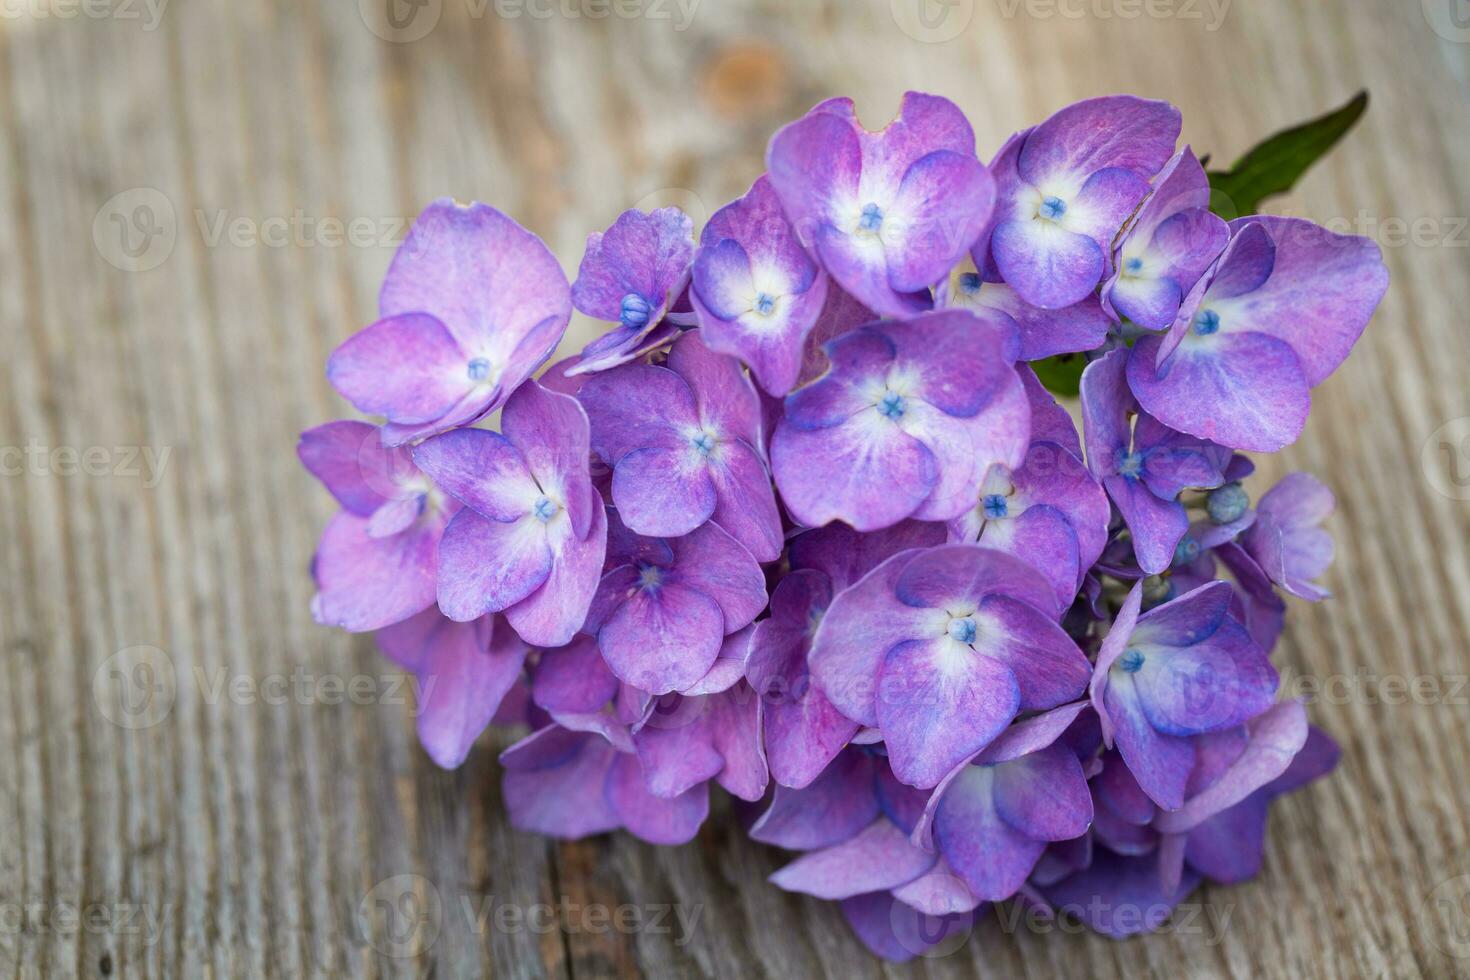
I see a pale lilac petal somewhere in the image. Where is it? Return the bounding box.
[297,420,403,516]
[893,543,1059,619]
[504,501,608,646]
[707,684,768,800]
[1155,700,1308,833]
[501,380,597,540]
[412,428,539,523]
[769,818,937,900]
[435,509,552,622]
[976,594,1091,709]
[884,150,996,292]
[771,412,939,532]
[1130,332,1311,453]
[991,218,1104,311]
[327,313,471,425]
[1017,95,1181,186]
[877,637,1021,788]
[1216,216,1389,384]
[311,511,439,632]
[381,199,572,358]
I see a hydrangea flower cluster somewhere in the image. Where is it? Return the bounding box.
[301,92,1386,959]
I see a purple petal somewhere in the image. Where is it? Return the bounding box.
[932,764,1047,900]
[1155,700,1308,833]
[1080,347,1134,478]
[501,727,621,839]
[605,752,709,845]
[412,428,539,523]
[808,550,933,726]
[839,892,974,963]
[975,593,1092,709]
[1017,95,1181,186]
[578,362,698,463]
[1104,473,1190,576]
[597,578,725,695]
[609,446,717,537]
[1215,216,1388,385]
[435,509,552,622]
[992,743,1093,840]
[1105,678,1196,810]
[666,328,764,444]
[1130,332,1311,453]
[769,818,937,900]
[1042,848,1199,938]
[381,199,572,358]
[501,380,597,540]
[991,218,1104,311]
[571,207,695,322]
[532,634,618,714]
[788,520,946,592]
[311,511,440,632]
[298,420,406,516]
[706,439,783,562]
[415,616,528,768]
[877,637,1021,788]
[670,521,768,631]
[504,501,608,646]
[327,312,471,425]
[750,750,880,849]
[893,543,1060,619]
[884,149,996,292]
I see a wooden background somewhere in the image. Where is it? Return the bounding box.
[2,0,1468,976]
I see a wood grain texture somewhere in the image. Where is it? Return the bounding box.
[1,0,1467,976]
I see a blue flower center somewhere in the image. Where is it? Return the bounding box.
[637,564,664,591]
[947,616,977,645]
[878,392,907,419]
[1174,535,1201,566]
[1118,450,1145,479]
[958,272,983,295]
[754,292,777,316]
[1125,257,1144,275]
[1039,196,1067,221]
[466,357,492,382]
[982,494,1009,520]
[1119,649,1145,673]
[620,293,652,330]
[532,495,558,522]
[1192,309,1221,336]
[690,431,717,457]
[858,202,884,233]
[1207,483,1249,524]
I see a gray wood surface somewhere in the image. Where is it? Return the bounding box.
[1,0,1468,976]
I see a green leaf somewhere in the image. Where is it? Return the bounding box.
[1207,91,1368,219]
[1031,354,1086,398]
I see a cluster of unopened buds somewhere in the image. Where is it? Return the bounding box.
[300,92,1387,959]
